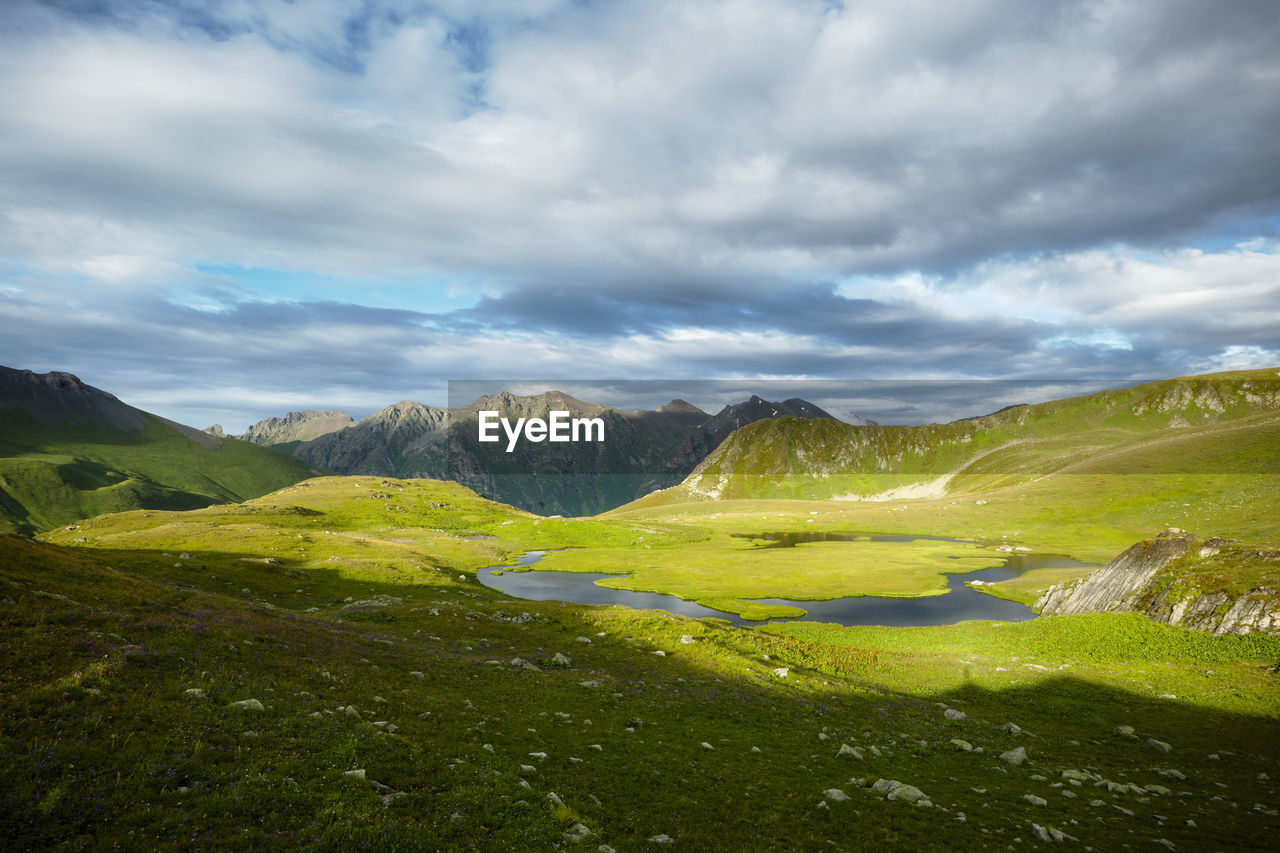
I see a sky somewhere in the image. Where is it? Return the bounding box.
[1,0,1278,431]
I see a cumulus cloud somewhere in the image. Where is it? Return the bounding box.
[0,0,1278,427]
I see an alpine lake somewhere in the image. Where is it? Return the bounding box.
[477,531,1097,626]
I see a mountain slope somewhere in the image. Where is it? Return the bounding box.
[289,391,839,516]
[0,366,322,534]
[649,368,1280,504]
[239,410,355,448]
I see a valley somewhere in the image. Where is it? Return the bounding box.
[2,368,1279,850]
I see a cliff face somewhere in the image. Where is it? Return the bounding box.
[1036,529,1280,635]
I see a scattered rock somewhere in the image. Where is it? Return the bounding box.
[1031,823,1073,842]
[837,743,861,759]
[564,823,593,842]
[870,779,931,805]
[824,788,850,802]
[183,688,207,699]
[344,769,366,780]
[340,595,403,611]
[1114,725,1136,737]
[409,671,425,679]
[1000,747,1028,766]
[701,742,714,750]
[1023,794,1047,806]
[950,739,973,752]
[227,698,264,711]
[579,680,601,688]
[647,833,673,844]
[1147,738,1173,753]
[945,709,967,722]
[551,652,572,667]
[1001,722,1023,735]
[772,667,789,678]
[679,635,695,644]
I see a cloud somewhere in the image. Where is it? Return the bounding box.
[0,0,1278,428]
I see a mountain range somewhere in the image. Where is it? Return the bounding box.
[222,392,843,516]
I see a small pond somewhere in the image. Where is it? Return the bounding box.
[476,533,1097,627]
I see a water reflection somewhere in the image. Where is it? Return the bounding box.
[477,534,1096,627]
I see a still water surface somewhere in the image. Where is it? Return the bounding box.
[476,533,1096,627]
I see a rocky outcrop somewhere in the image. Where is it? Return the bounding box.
[1036,529,1280,635]
[240,410,355,446]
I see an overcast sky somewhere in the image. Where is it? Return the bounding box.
[2,0,1278,430]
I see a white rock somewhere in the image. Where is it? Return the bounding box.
[999,746,1028,766]
[227,698,264,711]
[564,823,592,842]
[945,709,967,722]
[551,652,571,667]
[648,834,673,844]
[183,688,207,699]
[344,769,366,779]
[772,667,789,678]
[679,635,695,644]
[1023,794,1047,806]
[701,742,714,750]
[823,788,850,802]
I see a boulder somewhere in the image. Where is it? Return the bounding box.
[227,698,264,711]
[999,746,1028,766]
[871,779,930,805]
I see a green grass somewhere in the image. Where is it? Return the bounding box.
[5,365,1280,850]
[4,489,1280,849]
[533,535,1008,619]
[0,408,321,534]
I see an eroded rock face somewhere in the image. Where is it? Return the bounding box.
[1035,529,1280,635]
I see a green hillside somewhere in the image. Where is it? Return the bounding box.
[0,408,322,535]
[664,368,1280,504]
[5,477,1278,850]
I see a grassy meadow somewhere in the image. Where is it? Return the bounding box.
[2,474,1278,850]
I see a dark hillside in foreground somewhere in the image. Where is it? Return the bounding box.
[0,366,322,534]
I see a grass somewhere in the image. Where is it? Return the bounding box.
[0,409,320,535]
[5,366,1280,849]
[3,483,1279,849]
[533,536,1008,620]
